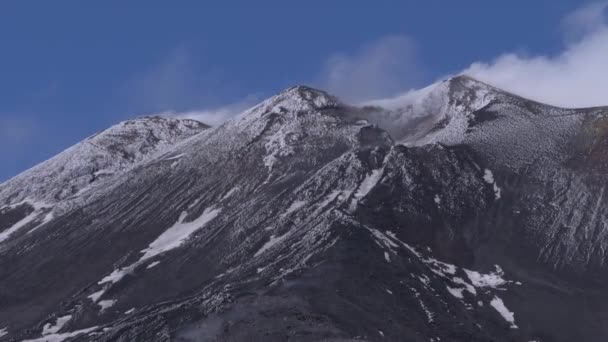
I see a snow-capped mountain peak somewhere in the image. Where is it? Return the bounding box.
[2,78,608,342]
[236,85,341,123]
[0,116,208,209]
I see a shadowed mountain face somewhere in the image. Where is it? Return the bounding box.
[1,77,608,341]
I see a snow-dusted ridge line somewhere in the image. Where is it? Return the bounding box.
[0,116,208,209]
[1,75,606,340]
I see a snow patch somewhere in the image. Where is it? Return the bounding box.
[483,169,501,200]
[355,168,383,199]
[42,315,72,335]
[384,251,391,263]
[22,326,99,342]
[490,296,518,329]
[93,169,114,177]
[464,265,508,289]
[140,206,222,261]
[221,187,240,201]
[409,286,434,323]
[452,277,477,295]
[96,206,222,289]
[98,268,129,285]
[282,200,306,218]
[255,233,287,257]
[0,328,6,338]
[88,289,105,302]
[162,153,185,161]
[317,190,342,211]
[124,308,135,315]
[446,286,464,299]
[433,194,441,205]
[0,201,54,242]
[146,261,161,269]
[28,210,55,233]
[263,127,296,172]
[98,299,117,311]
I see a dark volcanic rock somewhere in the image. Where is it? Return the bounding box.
[1,78,608,341]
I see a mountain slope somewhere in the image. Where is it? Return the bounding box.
[1,79,608,341]
[0,116,207,246]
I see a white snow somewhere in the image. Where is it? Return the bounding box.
[483,169,502,200]
[22,326,99,342]
[254,233,287,257]
[98,299,117,311]
[124,308,135,314]
[88,289,105,302]
[409,286,434,323]
[355,169,383,199]
[369,229,399,250]
[483,169,495,183]
[379,228,520,322]
[452,277,477,295]
[464,265,508,289]
[427,258,457,276]
[446,286,465,299]
[0,328,6,338]
[140,207,221,261]
[98,268,129,285]
[317,190,342,211]
[0,201,53,242]
[162,153,185,161]
[93,169,114,177]
[493,183,502,199]
[95,206,221,292]
[0,117,205,211]
[0,210,38,243]
[490,296,518,328]
[28,210,55,233]
[434,194,441,205]
[419,300,435,323]
[42,315,72,335]
[417,274,431,287]
[221,187,240,200]
[282,200,306,218]
[146,261,161,269]
[263,127,296,171]
[384,251,391,263]
[385,288,393,295]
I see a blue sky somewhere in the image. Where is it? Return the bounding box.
[1,0,605,181]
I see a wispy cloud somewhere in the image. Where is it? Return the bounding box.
[562,1,608,42]
[126,47,222,112]
[160,94,260,126]
[0,115,37,144]
[319,35,423,103]
[463,2,608,108]
[125,47,260,125]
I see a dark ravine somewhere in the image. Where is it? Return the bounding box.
[1,76,608,341]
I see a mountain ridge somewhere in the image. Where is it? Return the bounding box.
[2,77,608,341]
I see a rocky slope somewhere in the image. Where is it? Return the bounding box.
[1,77,607,341]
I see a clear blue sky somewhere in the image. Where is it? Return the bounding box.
[0,0,588,181]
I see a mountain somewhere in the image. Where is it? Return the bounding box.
[1,76,608,341]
